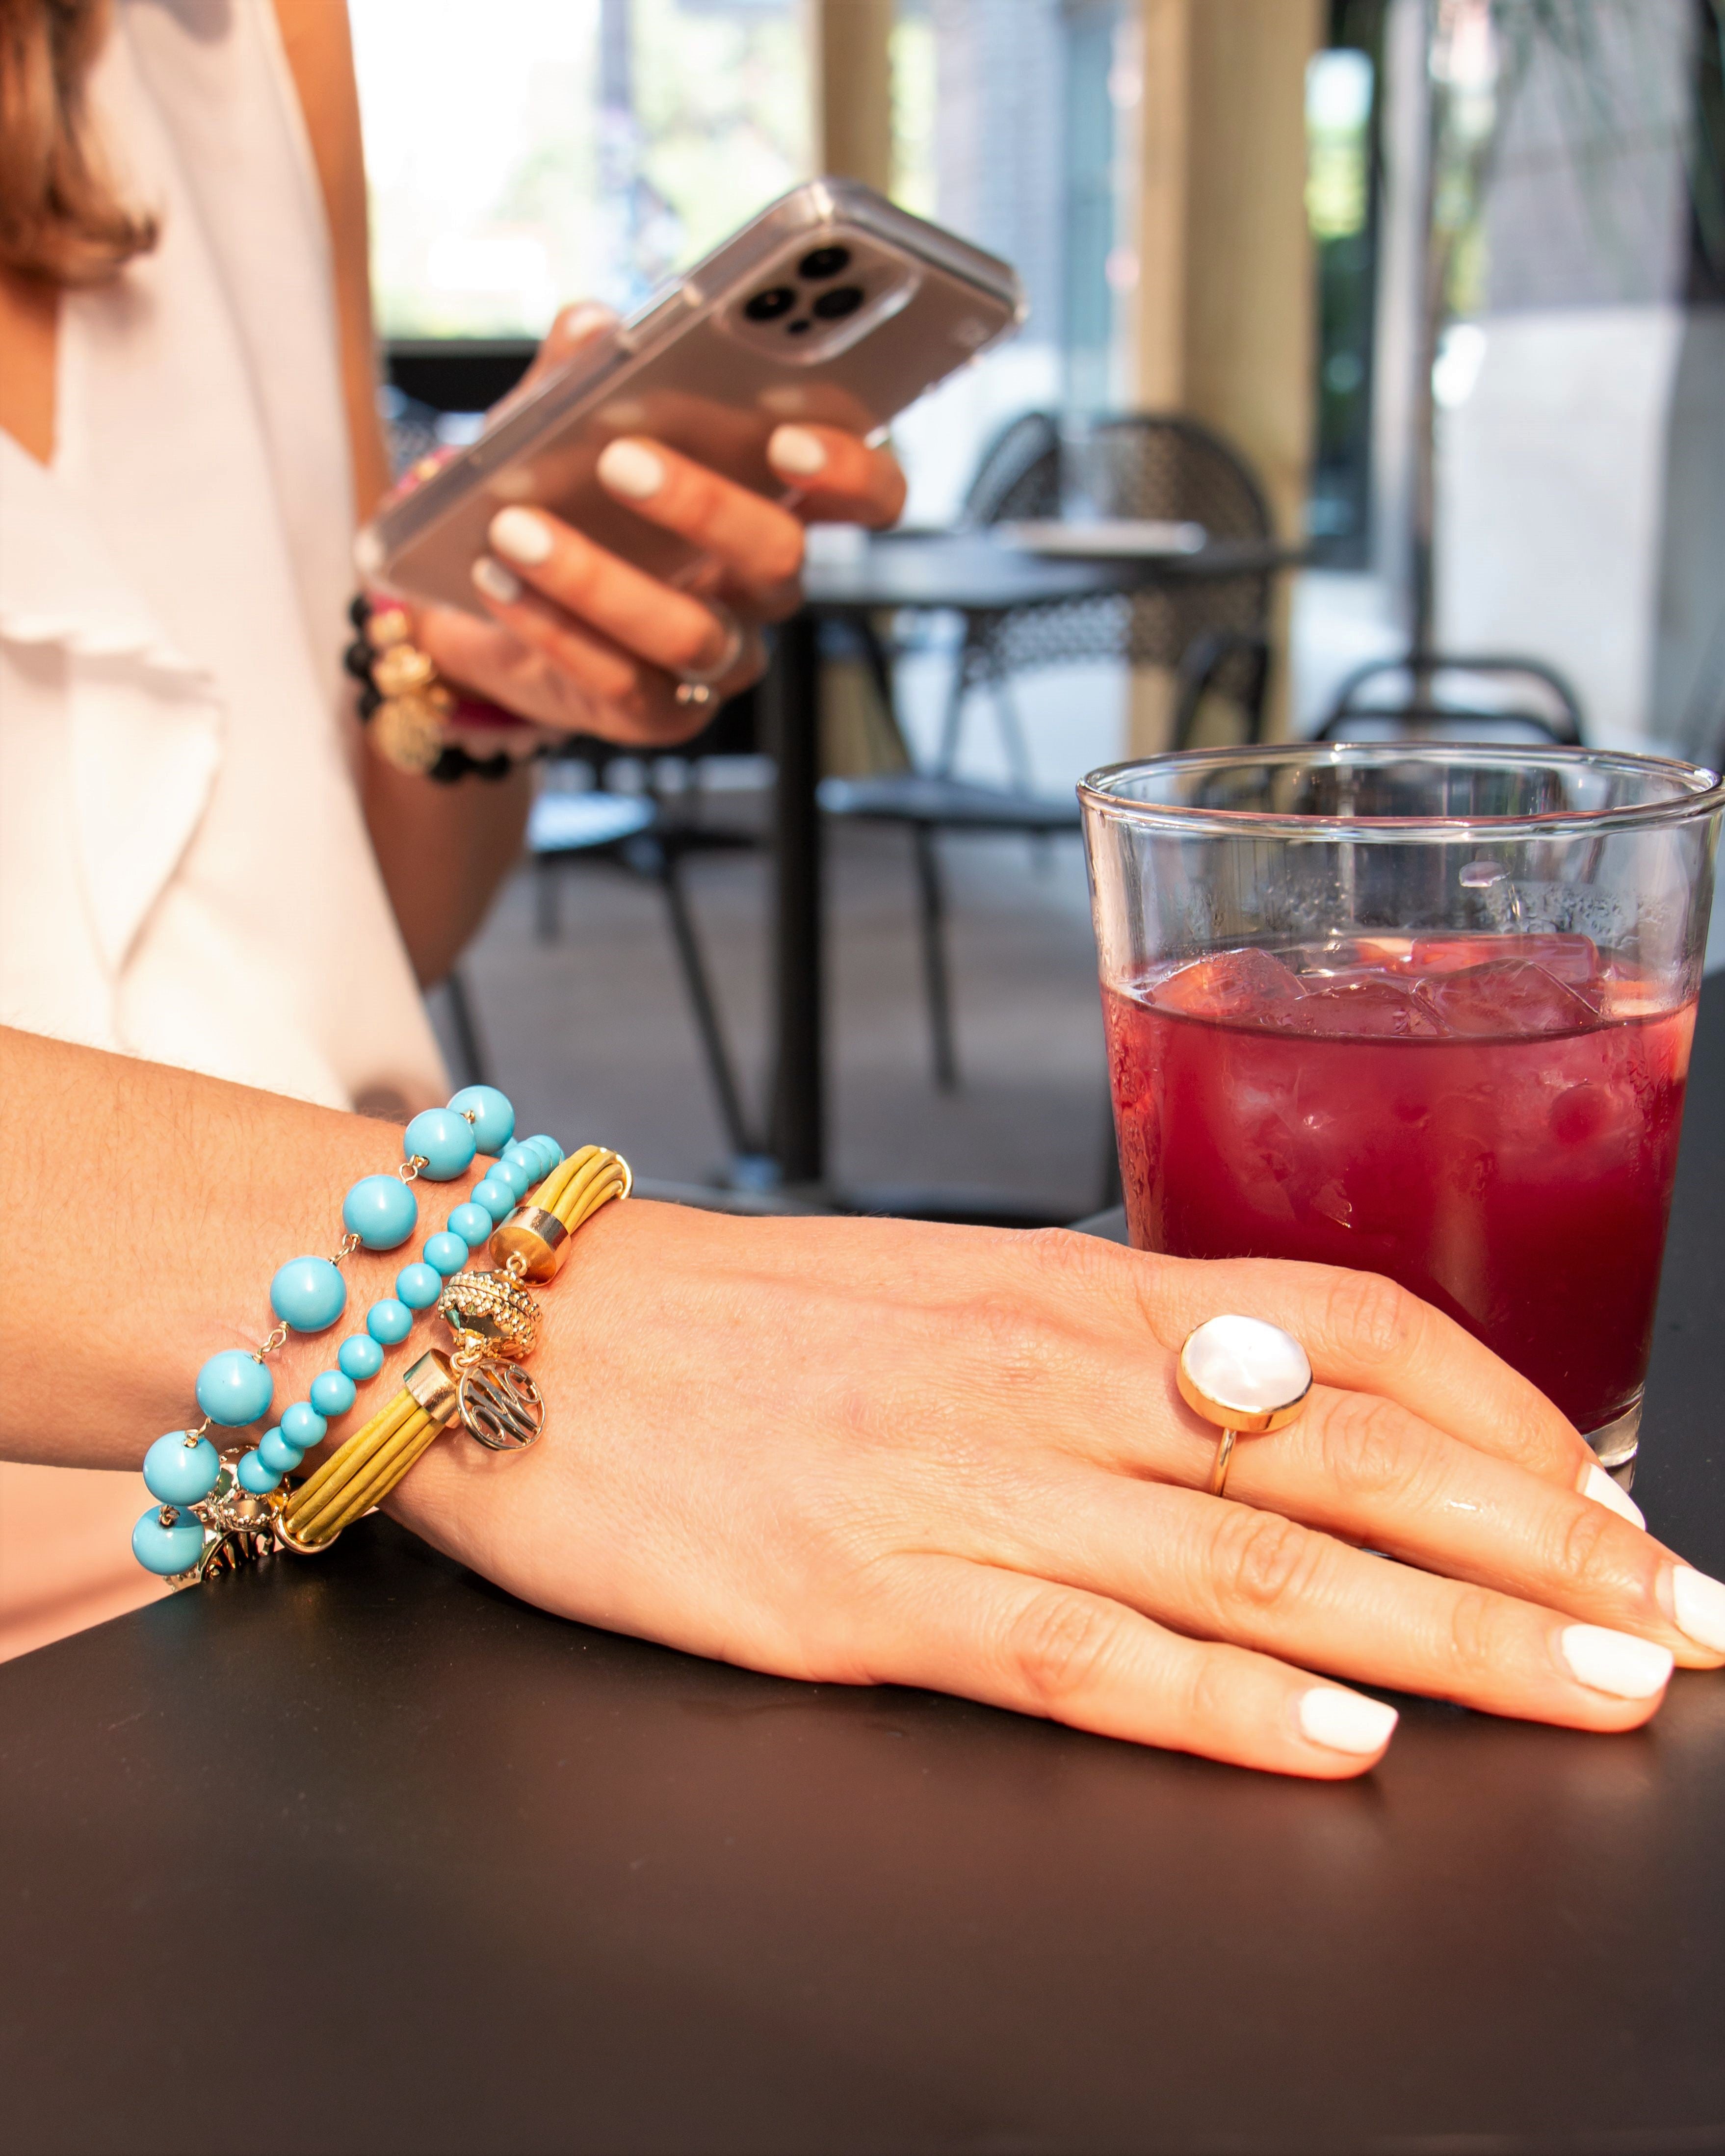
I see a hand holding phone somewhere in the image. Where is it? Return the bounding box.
[361,181,1022,745]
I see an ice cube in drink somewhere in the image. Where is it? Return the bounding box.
[1103,935,1694,1437]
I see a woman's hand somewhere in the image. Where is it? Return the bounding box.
[389,1206,1725,1780]
[415,304,906,744]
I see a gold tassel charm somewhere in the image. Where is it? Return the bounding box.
[277,1352,462,1550]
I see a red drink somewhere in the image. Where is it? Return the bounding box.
[1104,936,1695,1433]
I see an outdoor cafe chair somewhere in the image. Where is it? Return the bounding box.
[1313,653,1587,745]
[821,411,1278,1091]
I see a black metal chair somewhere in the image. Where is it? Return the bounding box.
[1314,654,1586,745]
[526,702,766,1165]
[822,411,1278,1091]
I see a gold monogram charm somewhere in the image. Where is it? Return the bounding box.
[458,1362,546,1451]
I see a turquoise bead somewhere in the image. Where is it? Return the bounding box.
[309,1369,357,1419]
[236,1450,281,1495]
[268,1255,346,1334]
[524,1134,564,1173]
[447,1085,515,1154]
[423,1231,468,1276]
[142,1431,220,1507]
[366,1297,414,1345]
[503,1138,552,1185]
[471,1176,516,1223]
[491,1157,531,1199]
[195,1348,272,1429]
[447,1201,492,1248]
[257,1428,304,1476]
[132,1506,205,1577]
[395,1262,442,1310]
[338,1332,385,1381]
[404,1107,477,1182]
[281,1400,328,1448]
[342,1173,418,1251]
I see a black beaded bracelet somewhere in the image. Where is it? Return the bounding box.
[345,593,546,785]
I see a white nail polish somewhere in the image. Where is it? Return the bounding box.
[488,507,554,567]
[1559,1624,1674,1699]
[596,439,666,499]
[768,424,828,477]
[1298,1688,1398,1755]
[554,302,614,342]
[1582,1463,1645,1530]
[471,555,523,605]
[1670,1567,1725,1654]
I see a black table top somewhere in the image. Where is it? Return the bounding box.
[799,529,1290,614]
[5,984,1724,2155]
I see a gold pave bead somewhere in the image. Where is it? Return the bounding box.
[437,1270,541,1360]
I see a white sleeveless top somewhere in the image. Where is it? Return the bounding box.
[0,0,446,1114]
[0,0,449,1662]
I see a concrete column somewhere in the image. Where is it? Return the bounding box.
[808,0,894,193]
[1127,0,1322,748]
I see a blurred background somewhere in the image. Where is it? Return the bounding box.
[351,0,1725,1222]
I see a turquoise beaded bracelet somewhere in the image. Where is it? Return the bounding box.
[132,1084,567,1582]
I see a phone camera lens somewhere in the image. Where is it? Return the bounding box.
[798,245,851,281]
[744,286,797,322]
[786,318,813,336]
[810,285,864,321]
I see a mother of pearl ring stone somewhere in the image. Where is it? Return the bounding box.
[1177,1314,1313,1435]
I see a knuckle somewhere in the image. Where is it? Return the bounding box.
[1445,1585,1510,1680]
[1210,1507,1325,1614]
[1003,1589,1123,1714]
[1326,1265,1422,1369]
[1554,1496,1621,1593]
[758,525,806,587]
[667,612,723,671]
[1319,1388,1423,1500]
[1181,1648,1235,1734]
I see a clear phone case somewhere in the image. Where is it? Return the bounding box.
[359,179,1025,614]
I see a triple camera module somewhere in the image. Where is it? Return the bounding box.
[742,246,864,338]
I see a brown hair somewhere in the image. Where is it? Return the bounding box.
[0,0,157,285]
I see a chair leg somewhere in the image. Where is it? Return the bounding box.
[989,670,1036,793]
[534,859,561,943]
[655,852,759,1159]
[857,615,912,771]
[934,625,981,776]
[911,826,959,1092]
[441,967,492,1091]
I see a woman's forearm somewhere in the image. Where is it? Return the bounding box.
[0,1026,497,1468]
[360,754,531,987]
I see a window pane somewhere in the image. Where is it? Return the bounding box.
[352,0,807,338]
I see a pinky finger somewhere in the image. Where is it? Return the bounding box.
[865,1555,1398,1779]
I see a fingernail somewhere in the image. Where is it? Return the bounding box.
[488,507,554,566]
[597,439,666,500]
[1559,1623,1674,1699]
[471,555,523,605]
[1670,1567,1725,1653]
[768,424,828,477]
[1298,1688,1398,1755]
[1582,1463,1645,1530]
[554,302,614,343]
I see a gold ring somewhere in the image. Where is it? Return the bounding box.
[1177,1314,1313,1500]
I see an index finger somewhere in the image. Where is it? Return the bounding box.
[1131,1248,1599,1495]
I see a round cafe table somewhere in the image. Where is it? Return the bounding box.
[2,980,1722,2155]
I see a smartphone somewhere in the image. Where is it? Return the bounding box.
[357,178,1025,614]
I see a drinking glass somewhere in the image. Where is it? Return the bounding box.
[1080,744,1723,1475]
